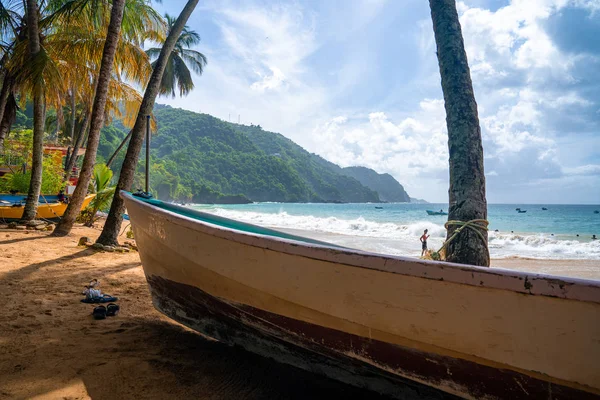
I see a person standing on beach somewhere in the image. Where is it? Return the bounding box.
[420,229,430,256]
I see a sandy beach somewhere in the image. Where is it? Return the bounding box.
[0,224,388,400]
[1,223,598,399]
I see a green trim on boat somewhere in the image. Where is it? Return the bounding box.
[130,193,347,249]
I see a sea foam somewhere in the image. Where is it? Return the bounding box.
[202,208,600,260]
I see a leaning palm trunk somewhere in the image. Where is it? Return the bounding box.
[97,0,199,246]
[64,109,90,181]
[53,0,126,236]
[69,87,77,142]
[105,129,131,168]
[429,0,489,266]
[22,0,45,222]
[0,75,14,149]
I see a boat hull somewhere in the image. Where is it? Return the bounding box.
[122,192,600,399]
[0,194,95,221]
[426,210,448,216]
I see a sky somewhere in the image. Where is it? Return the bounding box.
[153,0,600,204]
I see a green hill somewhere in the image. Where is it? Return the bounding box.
[341,166,410,202]
[97,105,411,204]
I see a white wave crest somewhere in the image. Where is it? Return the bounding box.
[198,207,600,260]
[206,208,446,239]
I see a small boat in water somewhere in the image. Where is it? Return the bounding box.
[518,210,527,213]
[0,194,95,221]
[122,191,600,399]
[426,209,447,216]
[595,210,599,214]
[542,207,548,210]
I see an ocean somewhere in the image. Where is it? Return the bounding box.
[190,202,600,260]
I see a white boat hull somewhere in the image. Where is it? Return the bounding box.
[122,192,600,399]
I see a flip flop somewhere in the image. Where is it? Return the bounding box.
[92,306,107,320]
[81,294,118,304]
[106,303,120,317]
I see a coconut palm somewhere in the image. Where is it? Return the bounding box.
[20,0,45,221]
[429,0,489,266]
[97,0,200,246]
[146,13,207,98]
[0,0,163,223]
[105,13,207,169]
[52,0,126,234]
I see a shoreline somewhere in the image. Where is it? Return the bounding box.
[274,227,600,280]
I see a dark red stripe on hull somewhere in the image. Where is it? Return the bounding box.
[146,275,598,400]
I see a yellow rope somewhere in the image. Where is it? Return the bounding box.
[433,219,489,258]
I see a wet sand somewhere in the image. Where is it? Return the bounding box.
[0,225,389,400]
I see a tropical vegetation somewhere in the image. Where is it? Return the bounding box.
[94,105,410,205]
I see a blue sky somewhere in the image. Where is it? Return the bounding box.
[153,0,600,204]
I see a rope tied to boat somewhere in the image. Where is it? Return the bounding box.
[430,219,489,260]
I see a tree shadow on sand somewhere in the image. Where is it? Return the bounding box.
[1,248,99,281]
[0,234,50,246]
[0,252,412,400]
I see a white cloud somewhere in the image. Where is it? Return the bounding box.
[250,67,287,92]
[563,164,600,176]
[312,99,450,200]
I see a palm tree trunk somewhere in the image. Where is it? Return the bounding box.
[97,0,199,246]
[64,109,90,181]
[69,87,77,143]
[53,0,126,236]
[105,129,131,168]
[429,0,489,266]
[22,0,45,222]
[0,75,14,150]
[0,93,17,144]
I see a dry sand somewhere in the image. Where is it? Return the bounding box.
[1,224,598,400]
[0,224,387,400]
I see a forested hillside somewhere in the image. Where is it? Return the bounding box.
[341,166,410,202]
[95,105,411,204]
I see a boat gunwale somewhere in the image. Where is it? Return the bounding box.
[122,191,600,303]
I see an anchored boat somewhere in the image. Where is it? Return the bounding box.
[0,194,95,221]
[426,209,448,216]
[122,191,600,399]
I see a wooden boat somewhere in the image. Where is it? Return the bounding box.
[0,194,95,221]
[122,191,600,399]
[426,209,447,216]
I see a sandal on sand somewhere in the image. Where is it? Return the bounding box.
[93,306,107,320]
[81,294,118,304]
[106,303,120,317]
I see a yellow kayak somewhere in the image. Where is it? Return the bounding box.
[0,194,95,222]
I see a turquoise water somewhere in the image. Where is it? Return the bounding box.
[190,202,600,260]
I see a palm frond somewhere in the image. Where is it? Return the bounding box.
[180,49,207,75]
[173,53,194,97]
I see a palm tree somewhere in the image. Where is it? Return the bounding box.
[52,0,126,235]
[429,0,489,266]
[105,14,207,168]
[146,13,207,97]
[97,0,200,246]
[21,0,45,221]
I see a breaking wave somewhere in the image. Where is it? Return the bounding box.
[199,208,600,260]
